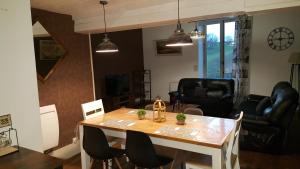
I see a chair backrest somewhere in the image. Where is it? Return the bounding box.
[81,99,105,120]
[125,130,160,168]
[265,86,298,126]
[183,107,204,116]
[144,104,153,110]
[270,81,291,99]
[225,111,243,169]
[83,126,110,159]
[40,104,59,151]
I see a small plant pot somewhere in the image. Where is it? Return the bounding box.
[176,120,185,125]
[138,115,145,120]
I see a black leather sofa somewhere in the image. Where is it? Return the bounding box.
[239,81,299,153]
[169,78,235,117]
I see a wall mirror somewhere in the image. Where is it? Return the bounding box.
[32,21,67,82]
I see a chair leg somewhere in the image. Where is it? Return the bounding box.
[234,157,240,169]
[114,157,123,169]
[108,159,113,169]
[169,149,179,169]
[103,160,106,169]
[89,159,94,169]
[169,160,175,169]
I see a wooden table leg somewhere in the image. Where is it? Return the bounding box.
[212,149,224,169]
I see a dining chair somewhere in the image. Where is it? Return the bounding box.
[81,99,124,145]
[83,126,124,169]
[125,130,174,169]
[81,99,105,120]
[81,99,126,167]
[40,104,59,152]
[185,111,244,169]
[183,107,204,116]
[144,104,153,110]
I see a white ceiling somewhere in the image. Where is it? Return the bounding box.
[30,0,174,20]
[30,0,300,33]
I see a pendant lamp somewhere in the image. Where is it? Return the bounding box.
[166,0,193,47]
[95,0,118,53]
[190,22,205,39]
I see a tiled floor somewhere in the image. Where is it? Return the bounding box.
[63,150,300,169]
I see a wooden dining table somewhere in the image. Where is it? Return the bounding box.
[79,108,235,169]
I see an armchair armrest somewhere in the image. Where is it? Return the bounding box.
[168,91,179,97]
[241,117,282,151]
[243,114,270,125]
[168,91,180,105]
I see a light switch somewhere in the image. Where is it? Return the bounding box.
[193,65,198,71]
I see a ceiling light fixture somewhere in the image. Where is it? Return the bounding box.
[95,0,118,53]
[190,22,205,39]
[166,0,193,47]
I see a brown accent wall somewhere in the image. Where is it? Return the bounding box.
[31,8,94,147]
[90,29,144,110]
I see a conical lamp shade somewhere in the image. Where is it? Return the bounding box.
[95,34,119,53]
[190,28,205,39]
[166,24,193,47]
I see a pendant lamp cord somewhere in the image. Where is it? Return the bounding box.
[102,3,107,34]
[177,0,180,24]
[176,0,182,30]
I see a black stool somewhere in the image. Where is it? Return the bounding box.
[83,126,124,169]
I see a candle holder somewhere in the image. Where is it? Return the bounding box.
[0,114,19,157]
[153,99,166,122]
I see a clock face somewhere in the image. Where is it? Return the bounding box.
[267,27,294,51]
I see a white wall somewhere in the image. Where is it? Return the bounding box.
[143,9,300,100]
[249,9,300,96]
[143,24,198,101]
[0,0,43,152]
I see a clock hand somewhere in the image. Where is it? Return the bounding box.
[273,37,289,41]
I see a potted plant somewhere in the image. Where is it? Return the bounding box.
[176,112,186,125]
[137,109,146,120]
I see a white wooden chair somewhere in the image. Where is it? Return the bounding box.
[40,104,59,152]
[81,99,105,120]
[185,111,244,169]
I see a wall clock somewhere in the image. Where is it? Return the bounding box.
[267,27,294,51]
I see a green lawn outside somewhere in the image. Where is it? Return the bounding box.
[206,43,234,78]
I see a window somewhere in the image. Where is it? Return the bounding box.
[198,19,236,78]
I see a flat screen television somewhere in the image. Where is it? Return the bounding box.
[105,74,130,96]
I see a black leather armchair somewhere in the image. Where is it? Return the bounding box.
[239,81,299,153]
[169,78,234,117]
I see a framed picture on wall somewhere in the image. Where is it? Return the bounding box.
[154,39,182,56]
[39,39,66,60]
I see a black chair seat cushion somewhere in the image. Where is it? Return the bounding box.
[106,147,125,159]
[90,147,125,160]
[155,155,173,167]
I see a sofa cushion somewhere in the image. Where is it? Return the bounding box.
[194,87,207,97]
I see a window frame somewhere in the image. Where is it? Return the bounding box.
[198,17,237,79]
